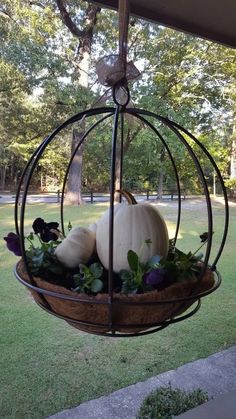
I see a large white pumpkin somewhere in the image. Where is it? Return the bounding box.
[55,227,96,269]
[96,191,169,272]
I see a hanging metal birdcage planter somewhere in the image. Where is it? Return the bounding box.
[13,102,228,337]
[11,0,229,337]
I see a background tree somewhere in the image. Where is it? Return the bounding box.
[0,1,235,197]
[55,0,101,204]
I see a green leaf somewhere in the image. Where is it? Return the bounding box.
[120,269,133,281]
[127,250,139,272]
[90,263,103,278]
[91,279,103,293]
[121,280,137,294]
[27,232,34,241]
[79,264,90,276]
[32,253,44,266]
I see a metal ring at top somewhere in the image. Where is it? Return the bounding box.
[112,82,130,107]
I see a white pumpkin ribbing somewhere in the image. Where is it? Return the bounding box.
[96,202,169,272]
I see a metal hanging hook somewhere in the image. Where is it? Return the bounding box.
[112,0,130,106]
[96,0,139,103]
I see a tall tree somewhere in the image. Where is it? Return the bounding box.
[1,1,235,196]
[56,0,100,204]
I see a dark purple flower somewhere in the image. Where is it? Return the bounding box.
[199,231,214,243]
[32,218,60,242]
[4,232,22,256]
[199,232,209,243]
[143,268,169,290]
[32,218,45,234]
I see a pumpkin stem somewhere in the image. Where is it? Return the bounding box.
[116,189,138,205]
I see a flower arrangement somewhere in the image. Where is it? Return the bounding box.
[4,217,211,296]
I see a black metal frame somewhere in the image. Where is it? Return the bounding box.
[14,101,229,337]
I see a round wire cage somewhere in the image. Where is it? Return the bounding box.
[14,102,229,337]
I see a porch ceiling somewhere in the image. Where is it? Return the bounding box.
[91,0,236,48]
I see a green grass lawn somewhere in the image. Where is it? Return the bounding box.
[0,199,236,419]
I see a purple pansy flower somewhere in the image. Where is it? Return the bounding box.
[199,232,209,243]
[143,268,169,291]
[4,232,22,256]
[199,231,214,243]
[32,218,60,242]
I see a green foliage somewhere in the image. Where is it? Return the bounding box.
[82,122,112,191]
[159,239,203,282]
[0,0,97,190]
[26,240,64,278]
[119,235,208,294]
[137,385,209,419]
[0,0,235,194]
[225,178,236,189]
[24,231,69,283]
[225,178,236,198]
[120,240,153,293]
[73,263,103,293]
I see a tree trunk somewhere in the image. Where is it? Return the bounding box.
[65,128,84,205]
[0,165,6,190]
[158,171,164,200]
[157,148,165,200]
[40,172,43,190]
[114,124,141,202]
[56,1,100,205]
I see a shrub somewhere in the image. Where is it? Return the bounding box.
[137,385,209,419]
[225,178,236,189]
[225,178,236,198]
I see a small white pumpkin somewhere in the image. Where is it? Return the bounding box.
[88,222,97,235]
[55,227,96,269]
[88,222,97,253]
[96,190,169,272]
